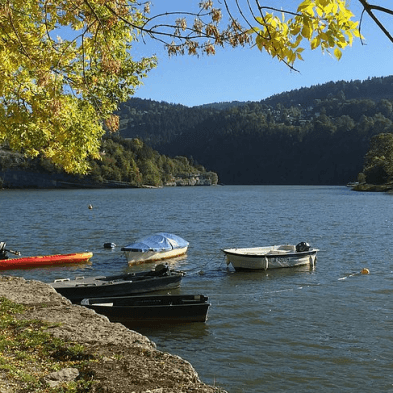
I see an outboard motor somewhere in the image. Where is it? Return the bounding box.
[0,242,8,260]
[296,242,310,252]
[154,263,169,276]
[0,242,20,259]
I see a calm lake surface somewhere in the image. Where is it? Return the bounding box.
[1,185,393,392]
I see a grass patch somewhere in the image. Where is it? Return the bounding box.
[0,297,97,392]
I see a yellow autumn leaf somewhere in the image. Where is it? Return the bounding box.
[311,37,320,49]
[301,24,311,39]
[334,47,342,60]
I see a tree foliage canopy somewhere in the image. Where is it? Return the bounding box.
[0,0,156,173]
[0,0,392,173]
[361,133,393,185]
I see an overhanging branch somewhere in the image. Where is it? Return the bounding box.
[358,0,393,44]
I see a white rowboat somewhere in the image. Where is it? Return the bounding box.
[222,242,318,271]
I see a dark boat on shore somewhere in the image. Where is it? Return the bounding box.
[81,294,210,327]
[50,264,184,303]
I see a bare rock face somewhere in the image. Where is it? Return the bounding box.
[41,368,80,388]
[0,276,225,393]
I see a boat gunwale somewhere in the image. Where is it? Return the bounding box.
[4,252,93,262]
[83,300,210,310]
[0,252,93,270]
[222,248,319,259]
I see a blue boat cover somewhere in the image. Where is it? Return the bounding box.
[121,233,189,252]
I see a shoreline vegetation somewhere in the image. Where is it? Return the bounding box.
[0,136,219,190]
[0,275,226,393]
[351,183,393,192]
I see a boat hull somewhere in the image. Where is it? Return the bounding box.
[223,246,318,271]
[124,246,188,266]
[0,252,93,270]
[81,294,210,326]
[50,269,184,303]
[121,232,189,265]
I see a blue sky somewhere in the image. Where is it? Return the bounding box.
[132,1,393,107]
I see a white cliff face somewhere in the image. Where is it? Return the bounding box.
[165,173,218,187]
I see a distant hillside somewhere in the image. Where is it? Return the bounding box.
[261,76,393,108]
[117,75,393,185]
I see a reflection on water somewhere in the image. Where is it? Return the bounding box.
[137,319,210,338]
[1,186,393,392]
[123,254,189,274]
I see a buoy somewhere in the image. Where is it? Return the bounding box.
[361,268,370,275]
[88,204,93,209]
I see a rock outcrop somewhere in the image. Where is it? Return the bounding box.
[0,276,225,393]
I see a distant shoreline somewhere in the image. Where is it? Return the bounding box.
[0,168,217,189]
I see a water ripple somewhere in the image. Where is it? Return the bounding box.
[1,186,393,392]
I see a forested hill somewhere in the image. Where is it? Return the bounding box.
[260,75,393,108]
[117,75,393,185]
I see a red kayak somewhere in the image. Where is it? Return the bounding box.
[0,252,93,270]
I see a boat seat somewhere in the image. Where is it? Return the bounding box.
[54,278,71,282]
[277,245,296,252]
[267,249,290,255]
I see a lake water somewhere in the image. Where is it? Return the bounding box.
[1,186,393,392]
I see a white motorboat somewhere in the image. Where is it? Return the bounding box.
[222,242,318,271]
[121,232,189,266]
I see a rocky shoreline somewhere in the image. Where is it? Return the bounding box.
[0,276,225,393]
[351,182,393,192]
